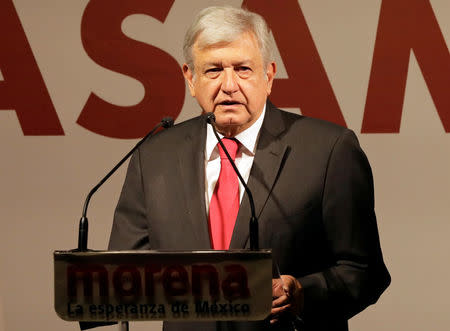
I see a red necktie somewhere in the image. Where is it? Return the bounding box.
[208,138,239,250]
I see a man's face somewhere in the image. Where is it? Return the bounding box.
[183,31,276,137]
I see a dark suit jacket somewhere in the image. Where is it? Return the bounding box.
[109,102,390,331]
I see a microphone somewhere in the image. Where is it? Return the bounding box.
[206,112,259,250]
[76,117,174,251]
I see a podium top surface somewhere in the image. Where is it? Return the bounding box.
[54,249,272,260]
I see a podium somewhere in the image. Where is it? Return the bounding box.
[53,116,275,326]
[54,249,272,323]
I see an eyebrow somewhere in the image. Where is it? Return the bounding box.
[203,60,253,67]
[204,62,223,68]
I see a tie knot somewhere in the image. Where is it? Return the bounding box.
[218,138,238,160]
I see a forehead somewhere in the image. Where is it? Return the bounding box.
[192,31,263,66]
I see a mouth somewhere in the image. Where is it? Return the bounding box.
[218,100,242,106]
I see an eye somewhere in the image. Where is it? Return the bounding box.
[205,67,222,78]
[206,67,222,73]
[236,66,252,77]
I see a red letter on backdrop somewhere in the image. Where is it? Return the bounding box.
[362,0,450,133]
[79,0,184,138]
[0,0,64,135]
[243,0,346,127]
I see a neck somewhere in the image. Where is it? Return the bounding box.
[215,125,241,138]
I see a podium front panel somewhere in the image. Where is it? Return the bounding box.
[54,250,272,322]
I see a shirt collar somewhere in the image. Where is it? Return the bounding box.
[205,103,266,160]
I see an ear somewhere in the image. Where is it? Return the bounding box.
[265,61,277,95]
[182,64,196,97]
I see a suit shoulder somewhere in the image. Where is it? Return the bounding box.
[140,114,204,149]
[274,108,350,138]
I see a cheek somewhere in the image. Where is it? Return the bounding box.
[245,79,266,95]
[196,83,219,101]
[243,84,268,106]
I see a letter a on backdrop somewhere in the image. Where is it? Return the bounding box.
[244,0,347,127]
[0,0,64,135]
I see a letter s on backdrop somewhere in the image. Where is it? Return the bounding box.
[79,0,184,138]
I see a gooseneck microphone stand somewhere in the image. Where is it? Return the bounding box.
[76,117,174,252]
[206,112,303,330]
[205,112,259,251]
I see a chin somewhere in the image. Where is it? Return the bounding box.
[215,119,250,137]
[216,119,243,130]
[215,112,247,125]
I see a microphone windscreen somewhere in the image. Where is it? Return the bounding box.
[161,117,174,128]
[205,112,216,124]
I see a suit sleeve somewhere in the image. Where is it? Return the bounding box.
[108,148,151,250]
[298,129,390,320]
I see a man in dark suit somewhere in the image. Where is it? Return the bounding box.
[109,6,390,331]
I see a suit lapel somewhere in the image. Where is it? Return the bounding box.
[229,104,289,249]
[176,116,211,248]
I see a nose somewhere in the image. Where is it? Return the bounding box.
[221,69,239,95]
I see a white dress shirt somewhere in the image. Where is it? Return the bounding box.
[205,105,266,213]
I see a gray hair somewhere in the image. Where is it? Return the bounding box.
[183,6,274,70]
